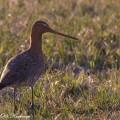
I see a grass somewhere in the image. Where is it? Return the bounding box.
[0,0,120,119]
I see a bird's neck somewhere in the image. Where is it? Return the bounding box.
[29,33,43,54]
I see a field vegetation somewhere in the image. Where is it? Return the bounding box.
[0,0,120,119]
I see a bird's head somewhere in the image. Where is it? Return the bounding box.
[32,21,50,34]
[31,20,78,40]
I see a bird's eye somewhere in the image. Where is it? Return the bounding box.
[41,23,48,27]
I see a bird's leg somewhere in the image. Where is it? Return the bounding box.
[31,86,34,117]
[31,87,34,109]
[14,88,17,114]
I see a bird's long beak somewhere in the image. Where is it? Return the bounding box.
[49,28,78,40]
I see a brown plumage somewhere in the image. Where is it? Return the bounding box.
[0,21,78,113]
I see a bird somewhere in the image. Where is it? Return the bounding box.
[0,20,78,114]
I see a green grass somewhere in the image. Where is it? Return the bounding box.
[0,0,120,119]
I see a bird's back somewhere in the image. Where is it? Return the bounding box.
[0,49,45,89]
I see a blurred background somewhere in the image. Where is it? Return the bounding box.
[0,0,120,71]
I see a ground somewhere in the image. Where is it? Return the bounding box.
[0,0,120,119]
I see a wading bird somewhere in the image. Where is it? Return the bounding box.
[0,21,78,113]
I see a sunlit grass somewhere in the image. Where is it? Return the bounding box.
[0,0,120,119]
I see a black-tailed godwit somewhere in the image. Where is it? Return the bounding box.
[0,21,78,113]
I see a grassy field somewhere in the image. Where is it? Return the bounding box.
[0,0,120,119]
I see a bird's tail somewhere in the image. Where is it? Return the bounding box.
[0,83,6,90]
